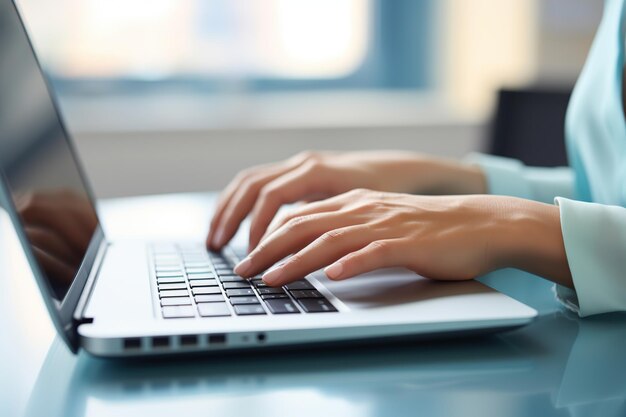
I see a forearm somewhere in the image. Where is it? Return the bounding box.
[398,153,488,195]
[424,157,488,195]
[494,198,573,288]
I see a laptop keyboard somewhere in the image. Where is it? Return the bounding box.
[151,244,338,319]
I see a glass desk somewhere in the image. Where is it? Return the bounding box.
[2,193,625,417]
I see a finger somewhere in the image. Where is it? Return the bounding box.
[260,224,377,286]
[235,210,365,278]
[209,171,286,250]
[26,226,80,265]
[247,163,336,251]
[324,239,405,280]
[261,192,352,242]
[208,161,305,250]
[207,169,259,249]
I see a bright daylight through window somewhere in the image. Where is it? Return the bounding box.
[18,0,434,93]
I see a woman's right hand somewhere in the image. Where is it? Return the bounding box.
[207,150,487,252]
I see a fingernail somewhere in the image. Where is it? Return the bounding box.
[262,265,284,285]
[234,257,252,276]
[324,262,343,280]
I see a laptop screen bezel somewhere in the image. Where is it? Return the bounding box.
[0,0,107,352]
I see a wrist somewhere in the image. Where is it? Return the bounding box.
[494,198,573,287]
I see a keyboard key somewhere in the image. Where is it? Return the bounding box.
[289,290,323,299]
[216,268,234,274]
[217,272,240,278]
[265,299,301,314]
[157,277,185,284]
[160,297,192,306]
[197,302,231,317]
[183,257,206,263]
[219,275,245,282]
[226,288,255,297]
[156,266,183,272]
[213,259,229,264]
[189,279,218,287]
[155,256,179,263]
[251,279,268,288]
[193,287,222,295]
[233,304,266,315]
[297,298,337,313]
[162,305,195,318]
[260,293,289,300]
[186,267,213,274]
[229,296,260,305]
[187,273,215,280]
[155,262,180,268]
[284,280,315,290]
[156,272,184,278]
[258,288,286,295]
[195,294,225,303]
[223,281,252,289]
[184,262,211,268]
[160,289,189,298]
[158,283,187,291]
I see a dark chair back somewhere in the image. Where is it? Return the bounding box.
[488,88,572,167]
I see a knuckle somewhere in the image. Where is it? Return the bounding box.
[285,215,310,233]
[347,188,372,199]
[303,150,321,160]
[294,150,319,164]
[286,253,304,269]
[319,229,345,244]
[369,240,392,256]
[258,184,279,202]
[254,239,269,255]
[244,178,267,198]
[301,158,324,173]
[234,168,253,182]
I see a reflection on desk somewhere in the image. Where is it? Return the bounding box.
[24,311,626,417]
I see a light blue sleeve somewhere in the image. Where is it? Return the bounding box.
[555,198,626,317]
[462,153,626,317]
[464,153,575,203]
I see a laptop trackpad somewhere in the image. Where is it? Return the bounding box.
[311,268,492,312]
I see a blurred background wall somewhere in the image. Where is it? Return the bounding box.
[15,0,602,198]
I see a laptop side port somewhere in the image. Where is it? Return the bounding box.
[208,334,226,345]
[123,337,142,351]
[180,335,198,347]
[152,336,170,349]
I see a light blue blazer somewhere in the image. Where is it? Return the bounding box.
[470,0,626,316]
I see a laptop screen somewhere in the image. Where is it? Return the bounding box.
[0,2,100,302]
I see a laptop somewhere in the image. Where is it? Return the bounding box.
[0,0,536,357]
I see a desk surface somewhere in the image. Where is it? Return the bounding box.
[2,192,625,417]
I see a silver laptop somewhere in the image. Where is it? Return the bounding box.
[0,0,536,358]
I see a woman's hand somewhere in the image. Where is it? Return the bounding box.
[207,150,487,251]
[233,189,573,288]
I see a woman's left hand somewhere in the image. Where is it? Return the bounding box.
[233,189,568,287]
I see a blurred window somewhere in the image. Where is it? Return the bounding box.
[18,0,435,93]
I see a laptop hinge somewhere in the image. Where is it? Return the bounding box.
[73,239,110,324]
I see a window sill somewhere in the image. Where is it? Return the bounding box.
[56,90,480,135]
